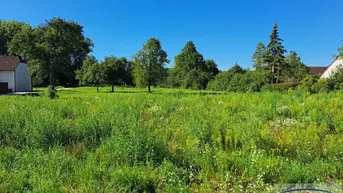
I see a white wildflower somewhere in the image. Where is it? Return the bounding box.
[148,105,160,112]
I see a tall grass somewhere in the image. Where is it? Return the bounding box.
[0,87,342,192]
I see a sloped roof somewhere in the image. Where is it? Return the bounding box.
[309,67,327,76]
[0,56,21,71]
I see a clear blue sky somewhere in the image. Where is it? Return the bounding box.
[1,0,343,70]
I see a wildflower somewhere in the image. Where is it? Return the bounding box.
[148,105,160,112]
[270,118,302,128]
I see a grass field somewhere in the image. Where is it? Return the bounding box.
[1,87,343,192]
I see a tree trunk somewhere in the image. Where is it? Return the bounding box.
[49,73,54,87]
[49,69,57,88]
[148,83,151,93]
[96,84,99,92]
[111,84,114,92]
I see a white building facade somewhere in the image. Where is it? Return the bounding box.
[0,56,31,93]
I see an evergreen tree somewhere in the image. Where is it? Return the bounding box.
[252,42,267,70]
[228,63,246,74]
[265,23,287,83]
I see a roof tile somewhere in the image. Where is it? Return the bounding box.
[309,67,327,76]
[0,56,21,71]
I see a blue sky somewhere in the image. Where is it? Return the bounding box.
[1,0,343,70]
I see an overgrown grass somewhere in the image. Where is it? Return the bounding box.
[0,87,343,192]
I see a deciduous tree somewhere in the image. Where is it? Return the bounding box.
[76,55,98,86]
[0,20,30,55]
[133,37,169,93]
[76,56,104,92]
[9,18,93,87]
[284,51,311,82]
[207,63,246,91]
[102,56,129,92]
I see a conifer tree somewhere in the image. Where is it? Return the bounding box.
[252,42,267,70]
[266,23,287,83]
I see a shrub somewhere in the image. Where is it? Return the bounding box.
[311,79,334,93]
[299,75,318,92]
[227,70,270,92]
[46,85,57,99]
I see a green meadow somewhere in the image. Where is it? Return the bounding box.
[1,87,343,192]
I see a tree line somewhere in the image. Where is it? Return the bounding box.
[1,18,343,92]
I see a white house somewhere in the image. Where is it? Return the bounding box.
[0,56,31,94]
[321,57,343,78]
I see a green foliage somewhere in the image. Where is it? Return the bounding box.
[207,64,246,91]
[169,41,219,90]
[227,70,270,92]
[205,59,220,80]
[252,42,267,70]
[102,56,132,92]
[207,71,230,91]
[0,20,30,55]
[284,51,311,82]
[46,85,57,99]
[207,64,270,92]
[300,75,318,93]
[9,17,93,86]
[299,66,343,93]
[208,64,270,92]
[76,55,98,85]
[133,37,169,92]
[265,23,287,83]
[76,55,105,91]
[329,65,343,90]
[253,24,311,86]
[338,40,343,58]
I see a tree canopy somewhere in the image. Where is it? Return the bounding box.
[0,20,30,55]
[265,23,287,83]
[284,51,311,82]
[133,37,169,92]
[1,18,332,92]
[102,56,132,92]
[169,41,219,89]
[252,42,267,70]
[76,55,104,92]
[9,17,93,87]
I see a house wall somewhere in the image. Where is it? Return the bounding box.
[0,71,15,92]
[15,63,31,92]
[321,58,343,78]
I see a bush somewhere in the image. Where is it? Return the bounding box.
[207,71,232,91]
[46,85,57,99]
[227,70,270,92]
[300,75,318,87]
[207,64,246,91]
[311,79,334,93]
